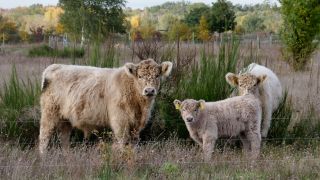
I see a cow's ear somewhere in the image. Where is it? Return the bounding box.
[173,99,182,110]
[125,63,137,77]
[226,73,238,87]
[199,100,206,110]
[257,75,267,85]
[161,61,173,77]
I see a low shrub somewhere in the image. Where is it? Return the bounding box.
[28,45,84,58]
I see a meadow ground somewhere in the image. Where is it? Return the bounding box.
[0,139,319,179]
[0,41,319,178]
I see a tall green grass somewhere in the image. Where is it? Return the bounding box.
[288,106,320,146]
[0,65,40,142]
[268,91,293,144]
[86,42,119,68]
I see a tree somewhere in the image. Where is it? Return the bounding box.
[130,15,140,29]
[185,4,210,27]
[280,0,320,70]
[59,0,126,41]
[168,21,191,41]
[44,7,64,30]
[158,13,179,31]
[208,0,236,33]
[242,14,266,33]
[0,15,19,43]
[198,15,210,41]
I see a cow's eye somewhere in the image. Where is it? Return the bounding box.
[138,75,142,79]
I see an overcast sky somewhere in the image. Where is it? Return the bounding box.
[0,0,279,9]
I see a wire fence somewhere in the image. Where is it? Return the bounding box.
[0,137,319,146]
[0,158,319,168]
[6,117,320,123]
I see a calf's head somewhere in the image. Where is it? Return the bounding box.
[226,73,267,96]
[125,59,173,97]
[173,99,205,123]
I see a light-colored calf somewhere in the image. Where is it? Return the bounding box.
[174,93,262,159]
[226,63,283,137]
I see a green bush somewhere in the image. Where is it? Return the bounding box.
[158,38,239,138]
[28,45,84,58]
[280,0,320,70]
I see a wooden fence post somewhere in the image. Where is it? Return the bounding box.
[257,35,260,50]
[2,33,4,47]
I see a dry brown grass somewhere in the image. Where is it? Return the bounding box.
[0,139,319,179]
[0,143,102,179]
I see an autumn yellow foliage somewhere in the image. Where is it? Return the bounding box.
[130,15,140,29]
[198,15,210,41]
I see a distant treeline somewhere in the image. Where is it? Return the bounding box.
[0,1,281,44]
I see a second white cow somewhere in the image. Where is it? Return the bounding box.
[226,63,283,137]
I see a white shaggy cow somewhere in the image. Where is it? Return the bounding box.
[39,59,173,155]
[174,78,264,159]
[226,63,283,137]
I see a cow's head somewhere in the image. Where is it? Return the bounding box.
[125,59,173,97]
[173,99,205,124]
[226,73,267,96]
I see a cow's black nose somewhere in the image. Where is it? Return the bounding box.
[186,117,194,122]
[144,88,156,96]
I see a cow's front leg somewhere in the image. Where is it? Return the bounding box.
[130,128,140,147]
[110,122,131,151]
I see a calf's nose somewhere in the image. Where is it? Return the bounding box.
[186,117,194,122]
[144,88,156,96]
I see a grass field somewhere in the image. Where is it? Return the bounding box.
[0,139,319,179]
[0,39,319,179]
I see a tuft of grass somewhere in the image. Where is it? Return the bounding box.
[28,45,84,58]
[288,106,320,146]
[268,91,293,144]
[0,65,40,143]
[268,92,320,145]
[86,41,119,68]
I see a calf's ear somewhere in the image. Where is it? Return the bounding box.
[125,63,137,77]
[257,75,267,85]
[199,100,206,110]
[161,61,173,77]
[173,99,182,110]
[225,73,238,87]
